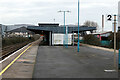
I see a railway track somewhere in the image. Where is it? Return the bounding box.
[0,42,30,60]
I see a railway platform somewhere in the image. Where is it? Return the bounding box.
[0,39,41,78]
[0,39,119,79]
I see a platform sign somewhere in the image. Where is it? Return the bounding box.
[52,34,72,45]
[106,14,113,21]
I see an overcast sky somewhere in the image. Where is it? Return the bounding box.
[0,0,120,31]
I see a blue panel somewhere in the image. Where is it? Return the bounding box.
[101,41,110,46]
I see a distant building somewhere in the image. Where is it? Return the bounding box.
[92,31,112,41]
[6,27,34,37]
[0,24,35,37]
[5,24,35,31]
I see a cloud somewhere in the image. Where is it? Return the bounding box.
[64,2,111,9]
[0,0,119,32]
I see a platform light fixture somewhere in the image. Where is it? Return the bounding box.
[58,10,71,47]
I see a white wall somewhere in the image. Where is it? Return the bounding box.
[52,33,72,45]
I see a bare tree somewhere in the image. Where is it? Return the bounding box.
[83,21,99,28]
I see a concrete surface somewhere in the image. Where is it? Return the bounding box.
[33,46,118,78]
[1,39,41,78]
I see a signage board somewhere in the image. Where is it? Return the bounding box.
[52,33,72,45]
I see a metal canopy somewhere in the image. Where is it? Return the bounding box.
[27,26,96,33]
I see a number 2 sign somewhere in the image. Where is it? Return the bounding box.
[106,15,113,21]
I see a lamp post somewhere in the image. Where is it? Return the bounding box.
[58,10,70,47]
[77,0,80,52]
[113,15,118,71]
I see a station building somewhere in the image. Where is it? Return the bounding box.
[27,23,96,46]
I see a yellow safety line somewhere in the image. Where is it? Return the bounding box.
[0,44,32,76]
